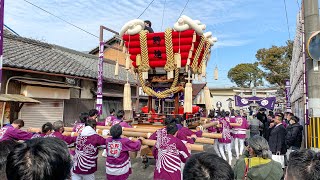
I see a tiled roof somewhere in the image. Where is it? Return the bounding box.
[3,33,136,84]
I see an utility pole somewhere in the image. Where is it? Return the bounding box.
[96,26,119,115]
[304,0,320,149]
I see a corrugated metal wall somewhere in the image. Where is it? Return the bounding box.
[19,99,64,130]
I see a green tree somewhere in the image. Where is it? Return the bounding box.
[228,62,264,88]
[255,40,293,88]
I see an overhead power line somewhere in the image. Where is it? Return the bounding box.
[137,0,156,18]
[161,0,167,31]
[179,0,190,18]
[283,0,291,40]
[23,0,99,38]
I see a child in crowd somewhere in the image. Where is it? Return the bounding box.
[105,124,142,180]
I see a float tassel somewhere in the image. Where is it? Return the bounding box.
[143,71,148,80]
[184,82,193,113]
[214,66,219,80]
[188,50,193,59]
[204,86,212,110]
[174,53,181,68]
[190,43,194,51]
[192,32,197,43]
[123,83,132,111]
[115,61,119,76]
[167,70,174,79]
[136,54,141,66]
[187,58,191,66]
[202,60,206,77]
[125,54,131,70]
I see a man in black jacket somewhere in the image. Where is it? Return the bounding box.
[286,116,303,150]
[256,108,268,138]
[268,114,287,155]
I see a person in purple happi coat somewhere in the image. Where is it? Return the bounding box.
[46,120,76,145]
[207,111,221,157]
[72,120,106,180]
[72,112,89,134]
[0,119,35,142]
[88,109,106,126]
[105,124,142,180]
[217,112,233,165]
[167,116,197,144]
[32,122,54,138]
[111,110,132,128]
[176,115,202,138]
[231,110,249,159]
[149,117,195,145]
[153,123,190,180]
[104,109,117,126]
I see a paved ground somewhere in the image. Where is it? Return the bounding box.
[94,144,239,180]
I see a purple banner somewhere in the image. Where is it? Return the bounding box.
[0,0,4,91]
[285,80,291,110]
[96,42,104,115]
[257,97,276,110]
[235,95,276,110]
[235,95,250,106]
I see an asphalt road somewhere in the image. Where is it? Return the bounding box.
[94,144,238,180]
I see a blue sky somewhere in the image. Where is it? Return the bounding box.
[4,0,301,87]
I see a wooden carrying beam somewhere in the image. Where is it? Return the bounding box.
[30,126,221,140]
[62,132,203,151]
[201,121,219,129]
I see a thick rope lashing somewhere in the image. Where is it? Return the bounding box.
[138,68,183,98]
[137,27,184,98]
[198,41,211,74]
[164,28,175,72]
[138,30,150,72]
[191,35,206,73]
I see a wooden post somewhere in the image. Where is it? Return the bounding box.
[148,96,152,112]
[174,93,179,116]
[161,99,164,114]
[135,85,139,111]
